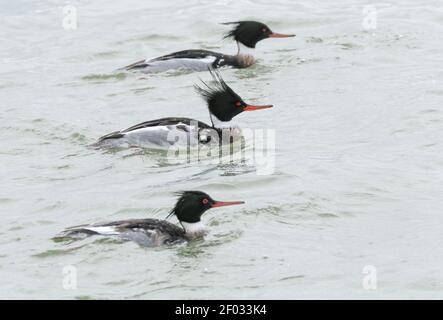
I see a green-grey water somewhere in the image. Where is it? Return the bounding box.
[1,0,443,299]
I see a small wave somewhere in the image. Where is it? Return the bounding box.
[81,72,127,82]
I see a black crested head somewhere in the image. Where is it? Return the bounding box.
[167,190,245,223]
[194,68,244,122]
[168,191,214,223]
[222,21,295,48]
[194,68,273,123]
[223,21,271,48]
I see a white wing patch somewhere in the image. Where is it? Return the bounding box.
[83,226,120,235]
[196,56,217,64]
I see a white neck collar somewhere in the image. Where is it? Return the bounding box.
[236,42,256,56]
[210,113,235,128]
[181,221,207,238]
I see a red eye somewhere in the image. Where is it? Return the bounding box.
[262,28,267,32]
[202,198,209,204]
[235,101,242,107]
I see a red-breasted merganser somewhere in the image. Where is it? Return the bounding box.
[55,191,244,246]
[122,21,295,74]
[93,69,273,149]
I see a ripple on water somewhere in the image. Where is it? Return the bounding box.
[233,64,275,79]
[409,277,443,292]
[81,72,127,83]
[130,86,155,94]
[176,230,243,258]
[305,37,324,43]
[32,245,86,258]
[93,51,122,58]
[69,132,88,145]
[105,279,136,287]
[427,90,443,96]
[218,163,257,176]
[75,296,94,300]
[334,42,360,50]
[0,198,16,204]
[278,275,306,282]
[114,34,182,45]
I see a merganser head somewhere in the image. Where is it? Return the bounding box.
[195,69,273,122]
[222,21,295,49]
[167,191,244,224]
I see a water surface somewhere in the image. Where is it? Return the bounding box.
[1,0,443,299]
